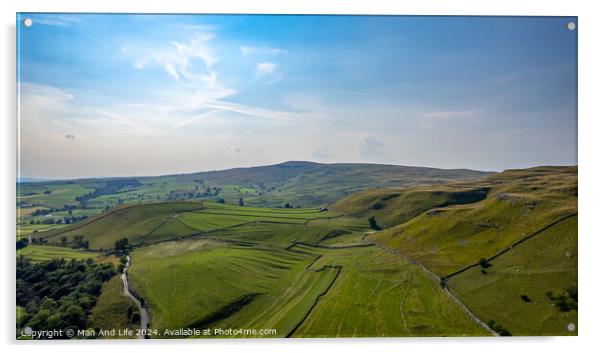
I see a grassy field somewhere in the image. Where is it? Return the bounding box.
[448,216,577,336]
[18,182,95,208]
[90,275,141,337]
[17,245,100,262]
[127,239,340,337]
[291,244,487,337]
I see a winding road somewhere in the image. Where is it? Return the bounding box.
[121,255,150,339]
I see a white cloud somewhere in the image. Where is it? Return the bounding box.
[255,62,277,77]
[133,32,218,84]
[241,46,287,56]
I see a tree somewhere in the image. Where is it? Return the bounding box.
[368,216,382,230]
[114,237,130,253]
[478,258,492,269]
[16,239,28,250]
[62,305,86,329]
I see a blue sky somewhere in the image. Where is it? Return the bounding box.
[17,14,577,178]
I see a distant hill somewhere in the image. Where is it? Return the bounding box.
[18,161,493,209]
[141,161,493,207]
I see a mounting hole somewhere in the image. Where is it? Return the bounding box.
[23,18,33,27]
[567,22,576,31]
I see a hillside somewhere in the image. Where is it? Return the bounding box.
[365,166,577,276]
[333,165,577,335]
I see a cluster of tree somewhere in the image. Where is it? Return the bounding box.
[278,202,301,209]
[166,186,221,201]
[29,215,88,225]
[114,238,130,254]
[30,204,80,216]
[71,235,90,249]
[546,286,578,312]
[16,257,116,335]
[59,235,90,249]
[488,320,512,336]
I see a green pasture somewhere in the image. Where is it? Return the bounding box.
[448,216,577,336]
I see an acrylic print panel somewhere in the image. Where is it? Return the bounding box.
[16,13,577,339]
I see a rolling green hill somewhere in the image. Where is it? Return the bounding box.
[366,166,577,276]
[127,221,488,337]
[17,161,491,231]
[33,201,343,250]
[18,164,577,337]
[330,165,577,335]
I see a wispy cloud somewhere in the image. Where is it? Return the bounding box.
[205,100,298,121]
[255,62,277,77]
[241,46,287,56]
[170,110,217,130]
[133,32,217,81]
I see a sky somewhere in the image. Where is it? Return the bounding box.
[17,14,577,179]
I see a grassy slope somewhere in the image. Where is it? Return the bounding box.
[367,166,577,276]
[127,239,338,337]
[36,201,203,250]
[331,185,489,228]
[448,216,577,336]
[35,201,341,250]
[291,244,487,337]
[90,275,140,337]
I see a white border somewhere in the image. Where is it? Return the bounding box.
[2,1,600,353]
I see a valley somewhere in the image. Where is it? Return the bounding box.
[16,162,577,338]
